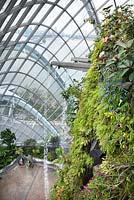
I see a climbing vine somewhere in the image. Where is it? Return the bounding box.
[61,79,83,128]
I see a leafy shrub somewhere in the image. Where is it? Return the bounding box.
[0,129,17,169]
[23,138,44,159]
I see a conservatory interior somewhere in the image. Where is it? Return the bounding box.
[0,0,134,200]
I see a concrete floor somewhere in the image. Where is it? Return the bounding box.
[0,165,57,200]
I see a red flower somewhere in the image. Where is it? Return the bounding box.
[123,16,127,21]
[82,194,85,199]
[100,191,102,196]
[114,55,118,61]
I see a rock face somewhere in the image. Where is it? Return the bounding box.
[82,140,104,186]
[90,139,104,165]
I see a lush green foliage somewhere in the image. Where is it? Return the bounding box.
[62,79,83,128]
[23,138,44,159]
[0,128,16,148]
[0,133,44,169]
[23,145,44,159]
[50,5,134,200]
[24,138,37,146]
[47,136,60,161]
[0,129,16,169]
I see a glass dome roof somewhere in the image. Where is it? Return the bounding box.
[0,0,132,143]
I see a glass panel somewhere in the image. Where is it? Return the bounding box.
[19,60,34,74]
[35,45,45,55]
[29,26,45,42]
[11,31,21,41]
[1,14,12,31]
[14,0,22,7]
[21,76,35,88]
[11,8,27,27]
[0,0,10,14]
[2,32,10,41]
[29,64,42,78]
[8,50,18,58]
[48,37,64,54]
[58,0,70,8]
[42,6,62,26]
[1,49,9,60]
[36,69,49,83]
[73,41,87,57]
[93,0,111,10]
[63,20,78,36]
[18,28,28,42]
[22,25,36,39]
[0,74,5,82]
[55,45,71,60]
[22,4,39,24]
[42,51,54,62]
[33,4,52,23]
[2,72,16,83]
[28,79,41,90]
[10,59,24,71]
[53,12,70,33]
[1,60,12,71]
[12,73,26,85]
[67,0,83,16]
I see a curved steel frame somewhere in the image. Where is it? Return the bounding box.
[0,114,46,141]
[0,88,58,133]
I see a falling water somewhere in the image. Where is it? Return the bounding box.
[44,145,49,200]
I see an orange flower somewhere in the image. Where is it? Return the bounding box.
[102,37,109,43]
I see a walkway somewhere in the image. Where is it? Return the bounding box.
[0,165,57,200]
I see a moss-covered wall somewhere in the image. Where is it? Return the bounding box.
[50,5,134,200]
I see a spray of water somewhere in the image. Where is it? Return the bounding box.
[44,145,49,200]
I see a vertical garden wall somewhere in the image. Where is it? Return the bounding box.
[50,5,134,200]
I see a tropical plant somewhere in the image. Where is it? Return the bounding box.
[24,138,37,146]
[0,128,16,148]
[0,129,17,169]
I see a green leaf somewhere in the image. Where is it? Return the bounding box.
[120,68,129,77]
[105,60,115,67]
[123,60,130,67]
[116,41,127,48]
[128,55,134,62]
[118,49,127,56]
[117,64,128,69]
[126,39,134,48]
[108,72,117,79]
[129,72,134,81]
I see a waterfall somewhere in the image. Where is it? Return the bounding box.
[44,145,49,200]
